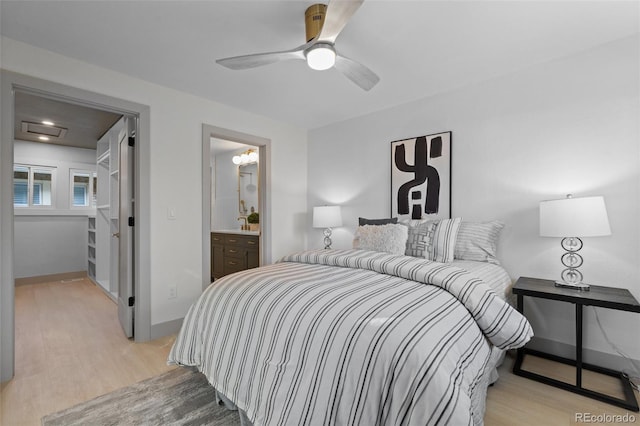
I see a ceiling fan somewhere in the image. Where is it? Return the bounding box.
[216,0,379,91]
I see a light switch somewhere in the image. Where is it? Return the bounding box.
[168,208,177,220]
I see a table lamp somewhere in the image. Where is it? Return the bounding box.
[539,194,611,291]
[313,206,342,249]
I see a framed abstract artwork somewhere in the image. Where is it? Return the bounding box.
[391,131,451,220]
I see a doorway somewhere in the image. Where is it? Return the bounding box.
[201,124,271,291]
[1,70,152,382]
[13,90,135,337]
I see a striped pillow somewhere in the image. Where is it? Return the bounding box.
[430,217,462,262]
[454,220,505,264]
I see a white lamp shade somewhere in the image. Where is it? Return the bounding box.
[313,206,342,228]
[540,196,611,237]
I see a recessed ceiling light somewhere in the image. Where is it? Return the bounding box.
[41,120,55,126]
[38,136,50,141]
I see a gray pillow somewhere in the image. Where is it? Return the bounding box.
[358,217,398,226]
[401,219,438,258]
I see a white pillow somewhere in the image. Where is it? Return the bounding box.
[354,224,409,255]
[431,217,462,262]
[454,220,505,264]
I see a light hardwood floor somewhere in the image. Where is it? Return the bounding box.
[1,278,175,426]
[1,278,638,425]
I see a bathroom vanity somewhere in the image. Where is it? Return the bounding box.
[211,230,260,280]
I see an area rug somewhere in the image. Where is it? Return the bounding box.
[42,367,241,426]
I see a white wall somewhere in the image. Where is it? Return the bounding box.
[2,36,308,327]
[307,36,640,363]
[13,141,96,278]
[14,216,87,278]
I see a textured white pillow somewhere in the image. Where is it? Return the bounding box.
[354,224,409,255]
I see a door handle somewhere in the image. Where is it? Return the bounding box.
[112,232,120,238]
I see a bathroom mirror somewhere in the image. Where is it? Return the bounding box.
[211,141,261,232]
[238,161,259,230]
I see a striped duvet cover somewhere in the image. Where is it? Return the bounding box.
[168,249,533,426]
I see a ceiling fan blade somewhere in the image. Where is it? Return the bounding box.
[334,55,379,91]
[216,43,311,70]
[317,0,364,44]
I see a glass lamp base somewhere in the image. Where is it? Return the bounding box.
[556,238,589,291]
[323,227,333,249]
[554,280,590,291]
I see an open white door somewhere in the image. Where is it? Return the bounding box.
[117,117,135,338]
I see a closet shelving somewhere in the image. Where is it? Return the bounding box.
[87,216,96,281]
[93,117,124,301]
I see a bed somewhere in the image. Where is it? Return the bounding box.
[168,245,533,426]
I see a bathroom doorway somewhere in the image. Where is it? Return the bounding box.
[201,124,270,291]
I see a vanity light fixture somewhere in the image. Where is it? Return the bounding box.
[232,149,258,165]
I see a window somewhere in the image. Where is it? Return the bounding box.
[70,170,97,208]
[13,165,55,208]
[13,166,28,207]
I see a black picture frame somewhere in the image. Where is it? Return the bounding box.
[391,131,452,221]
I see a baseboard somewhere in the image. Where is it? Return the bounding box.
[528,336,640,372]
[150,317,184,340]
[15,271,87,286]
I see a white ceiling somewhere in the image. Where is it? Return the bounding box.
[1,1,638,130]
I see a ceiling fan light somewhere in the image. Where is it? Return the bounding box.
[306,44,336,71]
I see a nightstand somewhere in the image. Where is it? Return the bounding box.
[512,276,640,411]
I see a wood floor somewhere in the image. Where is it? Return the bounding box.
[486,356,639,425]
[1,278,175,426]
[1,278,638,425]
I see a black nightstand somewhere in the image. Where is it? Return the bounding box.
[512,276,640,411]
